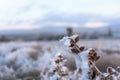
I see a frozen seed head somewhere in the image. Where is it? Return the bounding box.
[60,34,80,47]
[55,56,64,64]
[71,47,80,53]
[49,52,69,80]
[107,67,113,75]
[71,34,80,43]
[88,48,100,62]
[79,46,85,51]
[60,35,87,55]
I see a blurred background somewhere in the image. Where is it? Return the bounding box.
[0,0,120,79]
[0,0,120,41]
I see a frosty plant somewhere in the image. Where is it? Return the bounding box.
[105,67,119,80]
[49,53,69,80]
[60,35,120,80]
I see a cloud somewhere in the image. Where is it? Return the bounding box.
[0,0,49,25]
[0,0,119,29]
[43,22,81,27]
[40,21,109,28]
[0,24,40,30]
[84,22,108,28]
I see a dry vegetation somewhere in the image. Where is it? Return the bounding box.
[0,35,120,80]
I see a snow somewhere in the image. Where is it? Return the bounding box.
[60,36,71,47]
[60,34,79,47]
[0,38,119,79]
[78,49,90,80]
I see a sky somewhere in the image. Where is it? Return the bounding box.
[0,0,120,30]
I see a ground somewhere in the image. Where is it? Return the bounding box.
[0,39,120,79]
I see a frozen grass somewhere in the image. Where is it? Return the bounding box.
[60,35,120,80]
[0,37,119,79]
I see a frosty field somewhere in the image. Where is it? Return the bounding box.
[0,39,120,80]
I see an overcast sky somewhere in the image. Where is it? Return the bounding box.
[0,0,120,30]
